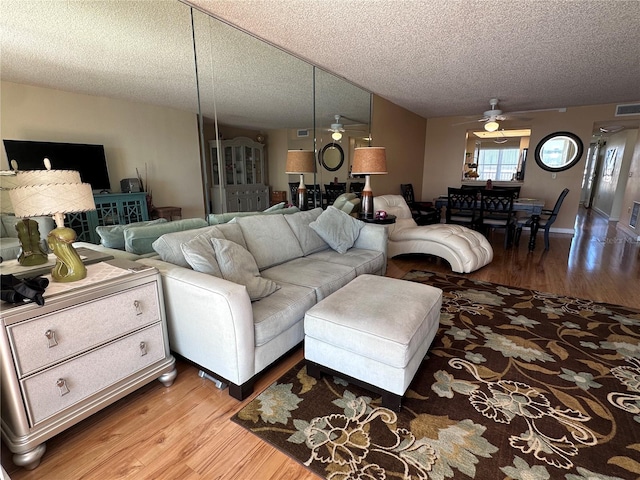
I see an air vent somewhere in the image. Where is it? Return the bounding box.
[297,129,309,138]
[615,103,640,116]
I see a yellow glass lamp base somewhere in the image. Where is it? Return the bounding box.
[47,227,87,282]
[16,219,48,266]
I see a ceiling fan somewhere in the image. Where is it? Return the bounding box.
[479,98,507,131]
[453,98,531,131]
[326,114,367,141]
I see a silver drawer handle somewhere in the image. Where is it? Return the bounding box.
[45,329,58,348]
[133,300,143,316]
[56,378,70,396]
[139,341,147,356]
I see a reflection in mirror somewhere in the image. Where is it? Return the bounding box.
[191,9,371,213]
[314,69,371,198]
[534,131,584,172]
[319,143,344,171]
[192,9,314,213]
[463,129,531,182]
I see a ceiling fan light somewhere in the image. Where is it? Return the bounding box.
[332,131,342,141]
[485,121,500,132]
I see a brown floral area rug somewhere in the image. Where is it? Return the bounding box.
[232,270,640,479]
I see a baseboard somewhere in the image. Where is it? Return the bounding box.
[549,227,575,235]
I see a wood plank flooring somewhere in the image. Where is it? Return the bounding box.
[3,207,638,479]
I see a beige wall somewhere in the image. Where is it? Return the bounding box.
[423,103,640,232]
[1,82,204,218]
[371,95,427,198]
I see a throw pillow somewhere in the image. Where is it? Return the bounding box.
[181,234,223,277]
[263,202,285,212]
[210,238,279,301]
[284,208,327,255]
[309,206,364,254]
[96,218,167,249]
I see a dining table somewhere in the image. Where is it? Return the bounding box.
[434,196,545,251]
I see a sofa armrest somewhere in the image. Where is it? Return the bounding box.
[353,223,388,254]
[352,223,388,274]
[137,258,255,386]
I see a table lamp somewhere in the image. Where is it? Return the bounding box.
[9,160,96,282]
[351,147,387,219]
[286,150,315,211]
[1,168,50,266]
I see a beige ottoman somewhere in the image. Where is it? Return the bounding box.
[304,274,442,411]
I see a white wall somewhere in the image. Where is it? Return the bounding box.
[1,82,204,218]
[592,129,638,221]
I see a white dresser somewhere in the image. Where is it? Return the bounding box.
[0,260,177,470]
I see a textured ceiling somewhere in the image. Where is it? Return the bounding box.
[2,0,639,132]
[190,0,640,118]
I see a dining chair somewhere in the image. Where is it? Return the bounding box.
[446,187,480,228]
[349,181,365,196]
[400,183,440,225]
[288,182,300,206]
[492,186,521,199]
[306,184,322,209]
[478,189,517,248]
[324,183,347,207]
[514,188,569,251]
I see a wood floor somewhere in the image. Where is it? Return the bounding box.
[3,207,638,479]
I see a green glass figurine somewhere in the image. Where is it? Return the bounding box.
[16,218,48,266]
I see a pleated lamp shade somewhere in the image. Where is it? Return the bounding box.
[352,147,388,175]
[285,150,315,173]
[9,168,95,223]
[0,171,20,214]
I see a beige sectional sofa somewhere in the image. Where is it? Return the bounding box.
[78,207,388,399]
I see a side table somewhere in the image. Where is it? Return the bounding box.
[0,259,177,470]
[151,206,182,221]
[358,214,397,225]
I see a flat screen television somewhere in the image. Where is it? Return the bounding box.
[3,139,111,192]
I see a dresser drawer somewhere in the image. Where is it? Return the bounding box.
[8,282,160,377]
[21,323,166,426]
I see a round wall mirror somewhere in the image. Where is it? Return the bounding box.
[319,143,344,171]
[534,131,584,172]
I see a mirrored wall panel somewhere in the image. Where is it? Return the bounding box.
[191,7,371,213]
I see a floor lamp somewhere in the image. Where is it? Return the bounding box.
[286,150,315,211]
[9,161,96,282]
[351,147,387,219]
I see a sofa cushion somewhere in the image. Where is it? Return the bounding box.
[237,214,303,270]
[307,247,386,276]
[284,208,328,256]
[1,215,20,238]
[262,257,356,301]
[263,202,285,212]
[309,206,364,254]
[181,233,223,277]
[153,225,226,267]
[95,218,167,249]
[210,238,279,301]
[207,206,300,225]
[332,193,361,215]
[124,218,208,255]
[251,281,317,347]
[214,223,247,249]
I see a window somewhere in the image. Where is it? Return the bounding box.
[477,147,520,181]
